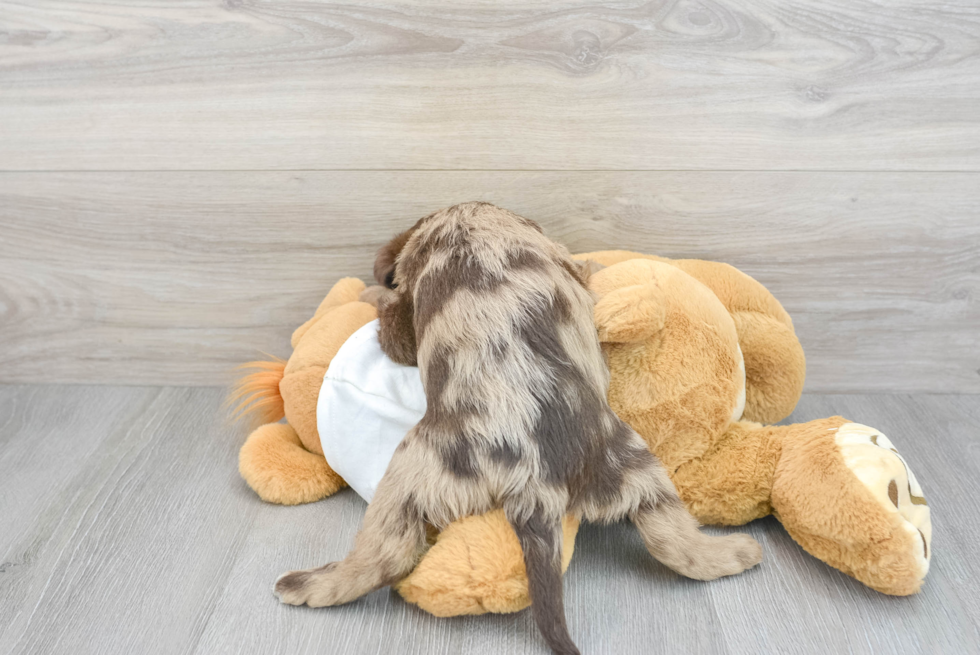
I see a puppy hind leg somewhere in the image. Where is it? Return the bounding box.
[629,466,762,580]
[592,426,762,581]
[275,469,428,607]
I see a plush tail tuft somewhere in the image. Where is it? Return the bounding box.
[227,356,287,426]
[510,511,580,655]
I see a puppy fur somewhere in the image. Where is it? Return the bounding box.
[275,203,762,655]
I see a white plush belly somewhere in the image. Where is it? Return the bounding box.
[317,319,425,502]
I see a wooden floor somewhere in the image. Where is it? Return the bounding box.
[0,385,977,655]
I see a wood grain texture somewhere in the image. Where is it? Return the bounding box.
[0,385,978,654]
[0,385,262,655]
[1,0,979,171]
[2,170,978,392]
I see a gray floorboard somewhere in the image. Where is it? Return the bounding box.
[0,386,977,654]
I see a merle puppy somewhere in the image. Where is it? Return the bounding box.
[275,203,762,654]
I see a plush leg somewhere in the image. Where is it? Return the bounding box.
[772,418,932,596]
[397,510,580,616]
[670,419,785,526]
[239,422,346,505]
[730,311,806,425]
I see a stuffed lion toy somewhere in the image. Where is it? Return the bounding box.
[230,248,931,616]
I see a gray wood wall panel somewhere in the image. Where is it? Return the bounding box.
[2,171,978,392]
[1,0,979,171]
[0,385,977,654]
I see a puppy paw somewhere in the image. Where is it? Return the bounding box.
[274,563,338,607]
[685,533,762,581]
[726,533,764,570]
[274,569,313,605]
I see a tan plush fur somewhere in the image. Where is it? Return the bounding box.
[577,251,805,425]
[239,422,345,505]
[397,510,580,616]
[772,416,927,596]
[232,214,929,617]
[271,204,760,655]
[582,258,929,596]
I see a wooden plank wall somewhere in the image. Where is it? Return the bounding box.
[1,0,978,392]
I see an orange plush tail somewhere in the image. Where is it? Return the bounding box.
[227,357,287,426]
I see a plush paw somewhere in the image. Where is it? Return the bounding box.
[239,423,346,505]
[772,419,932,596]
[682,533,763,580]
[835,423,931,575]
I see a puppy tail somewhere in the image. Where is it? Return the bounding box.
[510,511,580,655]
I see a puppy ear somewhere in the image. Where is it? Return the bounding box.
[377,289,418,366]
[373,244,398,289]
[374,228,417,288]
[594,283,666,343]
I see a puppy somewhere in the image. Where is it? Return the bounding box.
[275,203,761,655]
